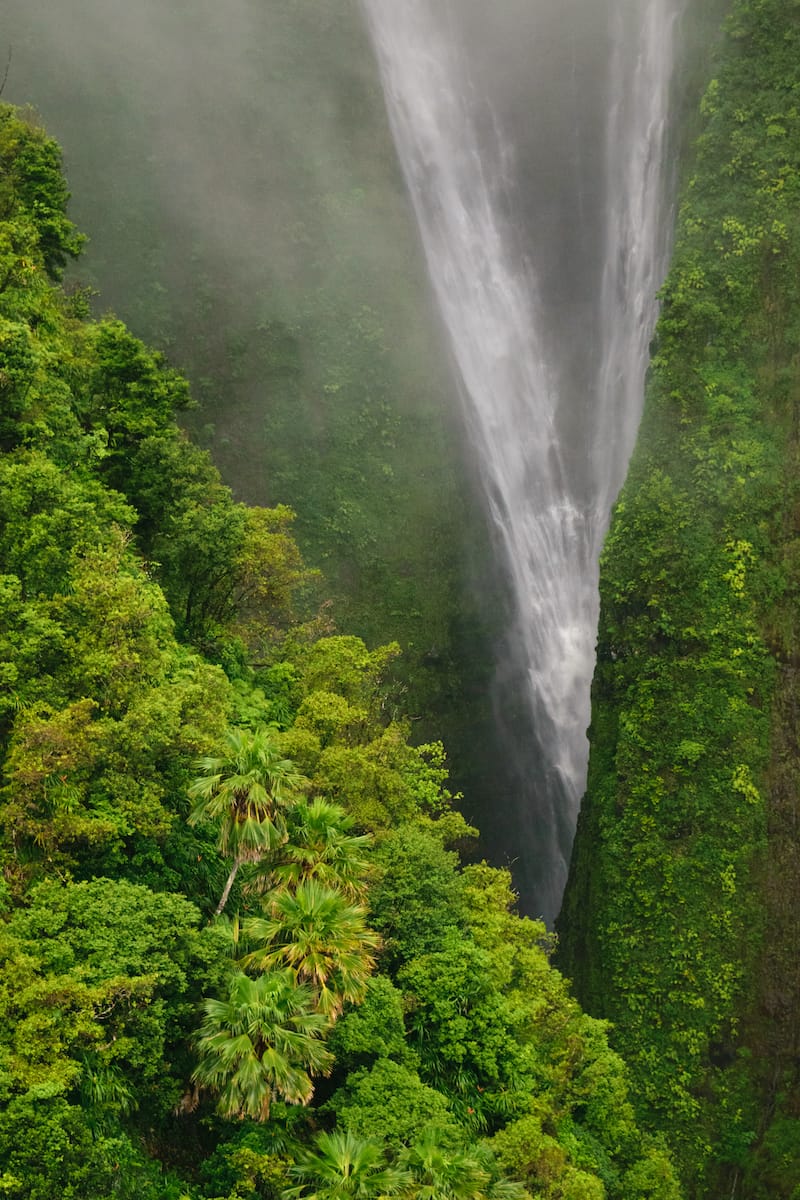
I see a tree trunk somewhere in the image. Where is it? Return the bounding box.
[215,858,241,916]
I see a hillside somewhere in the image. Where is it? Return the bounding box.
[0,102,682,1200]
[560,1,800,1194]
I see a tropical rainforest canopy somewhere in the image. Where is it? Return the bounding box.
[1,0,800,1197]
[0,100,680,1200]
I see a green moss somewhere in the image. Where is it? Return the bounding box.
[561,1,800,1192]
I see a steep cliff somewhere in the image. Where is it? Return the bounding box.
[560,1,800,1195]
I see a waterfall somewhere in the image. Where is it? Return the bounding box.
[362,0,685,923]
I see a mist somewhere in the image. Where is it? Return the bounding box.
[6,4,471,499]
[2,0,724,919]
[4,1,396,312]
[2,0,482,628]
[2,0,519,895]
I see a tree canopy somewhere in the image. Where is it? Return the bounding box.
[0,96,685,1200]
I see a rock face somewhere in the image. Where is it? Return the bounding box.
[559,1,800,1195]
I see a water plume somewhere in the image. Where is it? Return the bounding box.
[363,0,685,922]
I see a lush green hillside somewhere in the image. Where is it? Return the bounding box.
[2,0,512,879]
[3,0,493,726]
[0,103,682,1200]
[560,1,800,1194]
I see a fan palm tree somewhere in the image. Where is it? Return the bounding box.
[188,726,306,914]
[287,1129,409,1200]
[398,1131,491,1200]
[241,879,380,1017]
[192,968,332,1121]
[398,1132,529,1200]
[262,797,373,901]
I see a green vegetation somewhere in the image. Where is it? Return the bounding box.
[4,0,493,730]
[0,101,681,1199]
[560,0,800,1193]
[187,728,307,915]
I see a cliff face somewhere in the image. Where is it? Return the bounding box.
[559,1,800,1195]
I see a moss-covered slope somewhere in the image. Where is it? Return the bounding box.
[560,1,800,1194]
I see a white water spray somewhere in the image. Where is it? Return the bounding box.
[362,0,684,923]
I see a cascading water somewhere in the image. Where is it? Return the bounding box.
[362,0,685,923]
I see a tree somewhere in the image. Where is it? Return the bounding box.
[367,824,468,968]
[0,103,85,281]
[242,880,380,1018]
[193,969,332,1121]
[398,1128,522,1200]
[329,1059,461,1148]
[6,877,226,1120]
[187,726,306,915]
[264,797,372,901]
[287,1129,408,1200]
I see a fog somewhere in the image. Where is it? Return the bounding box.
[4,1,394,308]
[1,0,514,890]
[2,0,726,917]
[1,0,476,601]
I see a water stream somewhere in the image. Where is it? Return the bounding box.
[362,0,685,923]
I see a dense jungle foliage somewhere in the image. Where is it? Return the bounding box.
[1,0,516,893]
[560,0,800,1195]
[0,104,683,1199]
[0,0,495,720]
